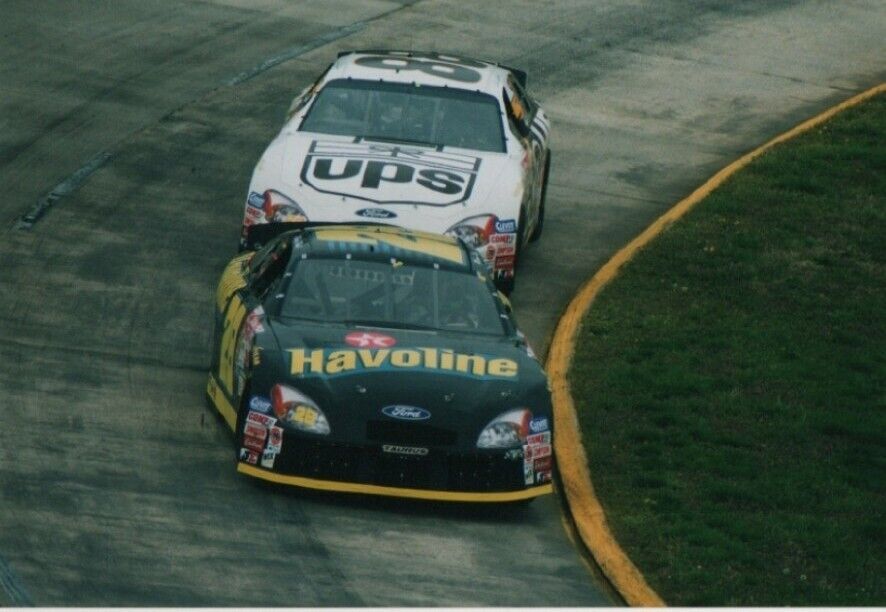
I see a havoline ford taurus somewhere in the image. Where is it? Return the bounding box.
[241,50,551,293]
[208,224,554,502]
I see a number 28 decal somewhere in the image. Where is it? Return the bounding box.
[355,53,484,84]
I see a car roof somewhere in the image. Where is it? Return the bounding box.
[325,50,516,95]
[293,224,474,271]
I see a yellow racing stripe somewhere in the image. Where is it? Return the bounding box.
[238,462,553,502]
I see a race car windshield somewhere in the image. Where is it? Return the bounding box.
[299,79,505,153]
[278,258,507,335]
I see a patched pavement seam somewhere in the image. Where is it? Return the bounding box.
[547,82,885,607]
[15,151,112,229]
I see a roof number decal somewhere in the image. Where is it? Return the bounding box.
[354,53,484,83]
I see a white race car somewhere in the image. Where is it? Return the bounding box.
[241,50,551,293]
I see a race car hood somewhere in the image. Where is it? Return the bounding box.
[251,131,522,231]
[251,319,550,450]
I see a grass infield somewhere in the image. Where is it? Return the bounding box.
[570,93,884,605]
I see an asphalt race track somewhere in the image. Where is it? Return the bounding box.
[0,0,883,606]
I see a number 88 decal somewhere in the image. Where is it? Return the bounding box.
[355,53,483,83]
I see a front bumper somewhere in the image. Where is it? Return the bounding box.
[209,374,552,502]
[238,462,551,502]
[238,429,552,502]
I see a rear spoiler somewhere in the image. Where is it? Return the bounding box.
[242,221,391,252]
[337,50,528,88]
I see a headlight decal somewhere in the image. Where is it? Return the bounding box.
[445,214,497,249]
[271,384,331,435]
[244,189,308,227]
[476,408,553,485]
[476,408,531,449]
[446,215,518,279]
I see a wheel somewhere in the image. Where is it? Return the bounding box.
[529,152,550,243]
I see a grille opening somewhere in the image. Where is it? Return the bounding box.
[366,420,458,446]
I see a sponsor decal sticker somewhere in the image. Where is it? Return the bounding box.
[382,445,429,456]
[525,443,552,460]
[526,432,551,446]
[247,191,265,209]
[495,255,515,270]
[243,435,266,453]
[289,347,519,380]
[490,233,516,245]
[249,396,272,413]
[267,426,283,453]
[534,456,553,472]
[495,219,517,233]
[243,422,268,441]
[355,208,398,219]
[535,470,552,484]
[381,405,431,421]
[529,417,549,433]
[524,460,535,485]
[260,450,278,468]
[245,207,262,223]
[246,411,276,428]
[245,307,265,335]
[345,331,396,348]
[239,448,259,465]
[494,245,515,256]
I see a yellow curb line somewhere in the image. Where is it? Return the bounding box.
[547,82,885,608]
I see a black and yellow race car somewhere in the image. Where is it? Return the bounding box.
[207,224,553,502]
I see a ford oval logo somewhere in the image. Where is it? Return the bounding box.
[356,208,398,219]
[382,405,431,421]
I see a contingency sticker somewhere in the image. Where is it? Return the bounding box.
[241,411,283,468]
[524,418,552,485]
